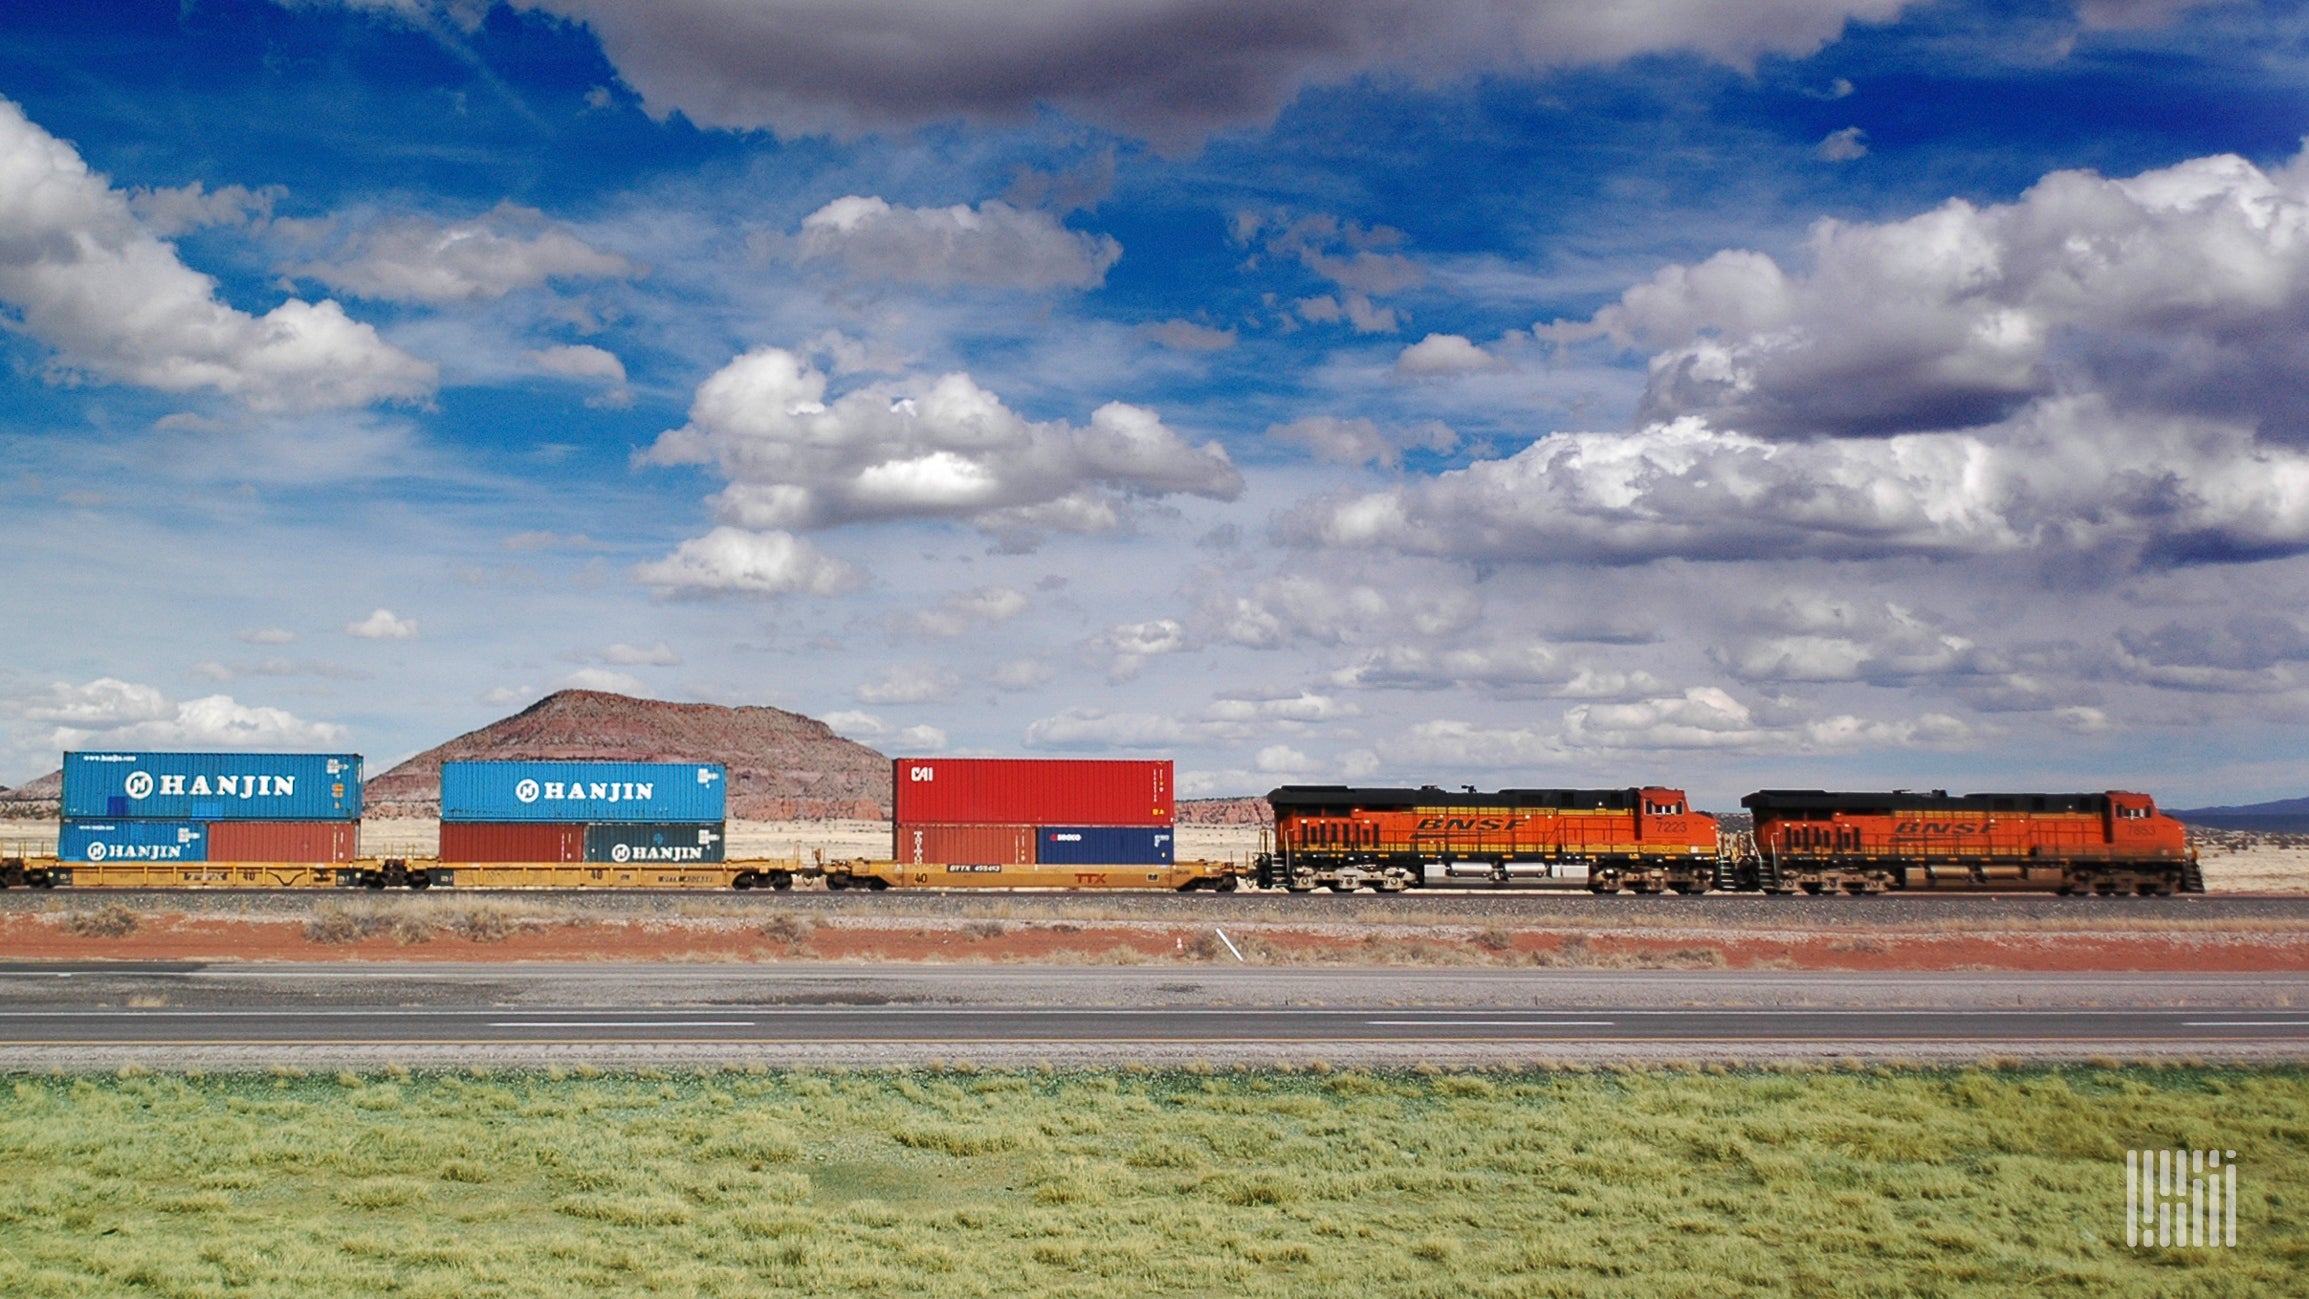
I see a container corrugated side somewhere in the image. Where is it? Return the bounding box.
[440,761,727,823]
[892,823,1036,865]
[59,821,206,863]
[205,820,357,863]
[438,822,586,863]
[1035,826,1175,865]
[63,752,362,821]
[583,823,726,864]
[891,759,1171,826]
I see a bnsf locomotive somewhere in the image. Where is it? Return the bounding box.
[1258,785,1721,894]
[1738,789,2197,896]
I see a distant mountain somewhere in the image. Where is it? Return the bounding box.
[366,690,891,820]
[1178,796,1273,826]
[0,769,61,817]
[2170,795,2309,833]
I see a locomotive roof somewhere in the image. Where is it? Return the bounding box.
[1741,789,2130,815]
[1266,785,1653,811]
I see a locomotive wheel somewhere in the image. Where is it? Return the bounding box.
[1799,882,1825,895]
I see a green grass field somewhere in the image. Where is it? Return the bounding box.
[2,1064,2303,1296]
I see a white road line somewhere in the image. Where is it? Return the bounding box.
[1365,1020,1615,1027]
[490,1020,757,1029]
[2180,1021,2309,1028]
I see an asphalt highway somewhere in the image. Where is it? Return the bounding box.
[1,963,2304,1067]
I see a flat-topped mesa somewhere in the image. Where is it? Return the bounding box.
[365,690,892,820]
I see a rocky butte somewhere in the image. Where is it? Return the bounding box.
[363,690,891,819]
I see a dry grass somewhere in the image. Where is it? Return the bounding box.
[302,900,535,945]
[53,903,139,938]
[0,1065,2303,1296]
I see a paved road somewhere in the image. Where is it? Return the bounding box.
[1,964,2304,1067]
[3,1003,2306,1046]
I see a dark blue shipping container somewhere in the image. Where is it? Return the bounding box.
[1035,826,1174,865]
[584,823,727,864]
[441,761,727,823]
[63,752,362,821]
[59,821,207,863]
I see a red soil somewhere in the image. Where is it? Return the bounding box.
[3,911,2303,972]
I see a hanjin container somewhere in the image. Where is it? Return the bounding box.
[584,823,726,864]
[63,752,362,821]
[440,761,727,823]
[205,820,358,863]
[1034,826,1175,866]
[891,759,1171,826]
[59,821,206,863]
[893,824,1036,866]
[439,822,586,863]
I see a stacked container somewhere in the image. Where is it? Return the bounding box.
[891,758,1173,865]
[58,752,364,863]
[438,761,727,863]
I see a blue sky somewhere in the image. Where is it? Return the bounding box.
[3,0,2308,808]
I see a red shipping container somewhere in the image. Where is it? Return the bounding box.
[891,759,1172,826]
[203,820,358,863]
[439,822,585,863]
[893,823,1036,866]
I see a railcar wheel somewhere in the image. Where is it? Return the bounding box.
[768,871,793,891]
[865,876,889,891]
[825,874,850,891]
[1215,876,1239,893]
[408,870,432,891]
[733,871,756,890]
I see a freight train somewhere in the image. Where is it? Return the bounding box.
[0,751,2201,894]
[1260,784,2199,896]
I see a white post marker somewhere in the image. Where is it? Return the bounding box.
[1213,928,1244,962]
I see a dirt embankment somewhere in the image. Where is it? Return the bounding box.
[6,890,2306,973]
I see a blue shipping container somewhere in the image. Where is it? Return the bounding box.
[1035,826,1174,866]
[441,761,727,823]
[59,821,207,863]
[584,823,727,864]
[63,752,363,821]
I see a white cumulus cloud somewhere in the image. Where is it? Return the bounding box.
[288,202,641,303]
[632,526,862,599]
[640,346,1241,536]
[345,608,418,639]
[1395,333,1505,377]
[0,96,434,411]
[794,196,1120,289]
[16,678,346,750]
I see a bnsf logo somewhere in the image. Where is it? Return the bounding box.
[1894,821,1989,835]
[1416,816,1519,832]
[909,766,934,782]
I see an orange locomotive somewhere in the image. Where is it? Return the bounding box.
[1259,785,1720,893]
[1739,789,2199,895]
